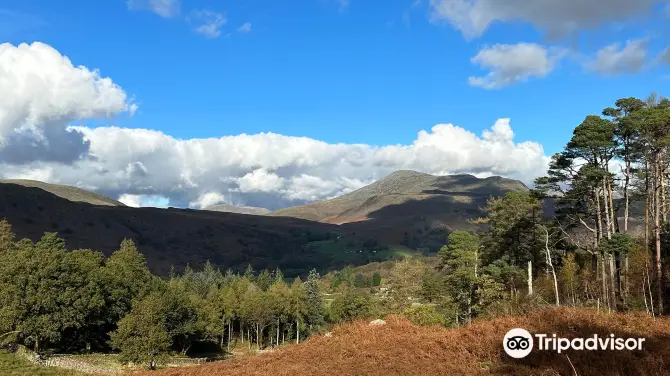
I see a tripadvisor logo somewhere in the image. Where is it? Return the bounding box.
[503,328,646,359]
[503,328,533,358]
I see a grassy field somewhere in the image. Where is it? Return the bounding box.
[306,239,412,266]
[0,351,84,376]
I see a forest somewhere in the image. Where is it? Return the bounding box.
[0,94,669,372]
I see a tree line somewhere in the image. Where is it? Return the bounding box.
[0,221,355,369]
[534,93,670,314]
[386,94,670,326]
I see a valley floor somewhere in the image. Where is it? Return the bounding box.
[131,308,670,376]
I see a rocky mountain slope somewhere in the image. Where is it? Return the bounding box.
[272,170,528,224]
[271,171,528,247]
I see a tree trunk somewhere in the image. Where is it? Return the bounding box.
[608,178,618,233]
[646,258,655,317]
[601,252,608,310]
[608,252,619,309]
[603,179,612,240]
[296,319,300,344]
[624,254,629,304]
[542,227,560,306]
[591,251,598,275]
[624,159,631,232]
[595,187,603,242]
[662,153,667,223]
[256,324,260,350]
[655,153,664,314]
[527,260,533,296]
[643,274,650,315]
[645,159,651,250]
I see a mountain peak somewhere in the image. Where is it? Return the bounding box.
[271,170,528,225]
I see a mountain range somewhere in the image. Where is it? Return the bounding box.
[0,171,528,276]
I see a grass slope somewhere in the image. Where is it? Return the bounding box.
[0,180,125,206]
[138,308,670,376]
[0,351,83,376]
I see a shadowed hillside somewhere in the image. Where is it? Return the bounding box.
[0,172,532,277]
[0,179,126,206]
[138,308,670,376]
[0,182,344,277]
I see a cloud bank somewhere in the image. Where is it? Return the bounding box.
[428,0,662,39]
[0,42,550,210]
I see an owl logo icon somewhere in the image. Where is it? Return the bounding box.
[503,328,533,358]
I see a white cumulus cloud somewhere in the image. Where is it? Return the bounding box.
[119,194,170,208]
[0,42,551,210]
[0,42,135,164]
[468,43,565,89]
[188,192,227,209]
[586,39,648,76]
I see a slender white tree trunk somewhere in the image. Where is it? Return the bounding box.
[527,261,533,296]
[542,226,560,306]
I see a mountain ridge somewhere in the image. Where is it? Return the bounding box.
[203,204,271,215]
[271,170,528,224]
[0,179,126,207]
[0,171,529,276]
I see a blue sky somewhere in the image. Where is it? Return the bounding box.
[0,0,669,208]
[2,0,667,154]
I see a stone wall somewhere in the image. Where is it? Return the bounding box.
[16,345,121,374]
[165,357,208,366]
[15,345,207,374]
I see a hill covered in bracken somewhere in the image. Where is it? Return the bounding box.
[137,308,670,376]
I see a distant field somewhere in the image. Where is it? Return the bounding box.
[0,351,83,376]
[305,239,413,269]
